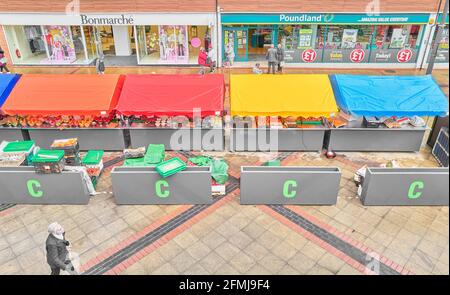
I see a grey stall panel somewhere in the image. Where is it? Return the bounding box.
[27,128,126,151]
[111,166,212,205]
[0,167,90,204]
[361,167,449,206]
[231,128,326,152]
[129,128,224,151]
[240,166,341,205]
[0,128,24,143]
[329,128,426,152]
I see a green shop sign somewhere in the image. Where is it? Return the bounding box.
[221,13,431,25]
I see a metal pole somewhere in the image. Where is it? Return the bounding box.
[426,0,449,74]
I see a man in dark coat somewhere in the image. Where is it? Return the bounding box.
[276,43,285,73]
[46,222,76,275]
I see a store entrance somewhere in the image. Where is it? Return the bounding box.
[248,27,275,61]
[93,25,137,66]
[223,26,277,62]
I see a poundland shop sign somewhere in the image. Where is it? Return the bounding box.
[81,14,134,25]
[221,13,431,24]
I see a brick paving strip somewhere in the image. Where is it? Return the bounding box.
[254,152,414,275]
[82,178,241,275]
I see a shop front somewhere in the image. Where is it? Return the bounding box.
[221,13,431,67]
[423,14,449,67]
[0,13,216,66]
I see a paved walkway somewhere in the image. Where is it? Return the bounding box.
[0,67,448,275]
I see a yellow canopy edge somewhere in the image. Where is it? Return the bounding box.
[230,74,338,118]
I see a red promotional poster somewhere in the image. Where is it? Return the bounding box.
[397,48,413,63]
[350,49,365,63]
[301,48,317,63]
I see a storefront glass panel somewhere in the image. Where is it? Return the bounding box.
[3,25,91,65]
[136,25,211,65]
[427,24,449,63]
[369,25,423,63]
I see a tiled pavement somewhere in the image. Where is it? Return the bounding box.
[0,68,448,275]
[0,148,448,275]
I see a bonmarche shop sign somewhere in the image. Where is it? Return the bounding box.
[81,14,134,25]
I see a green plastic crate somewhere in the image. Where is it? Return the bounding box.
[155,157,186,178]
[3,141,35,153]
[263,160,281,167]
[32,150,65,163]
[124,158,156,167]
[145,144,165,164]
[82,150,104,165]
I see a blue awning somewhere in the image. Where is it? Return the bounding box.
[0,74,20,109]
[330,75,449,117]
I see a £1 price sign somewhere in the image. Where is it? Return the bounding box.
[302,49,317,63]
[350,49,365,63]
[397,49,413,63]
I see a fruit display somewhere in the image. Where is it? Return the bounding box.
[0,114,120,128]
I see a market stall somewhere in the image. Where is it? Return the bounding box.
[230,74,338,152]
[328,75,449,152]
[240,166,341,205]
[116,74,225,151]
[360,167,449,206]
[0,74,22,142]
[111,166,213,205]
[0,141,95,205]
[1,74,126,150]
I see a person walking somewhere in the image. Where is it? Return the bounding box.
[266,44,278,74]
[276,43,285,73]
[207,45,217,73]
[46,222,78,275]
[225,43,235,66]
[95,54,105,74]
[0,49,11,74]
[198,47,209,74]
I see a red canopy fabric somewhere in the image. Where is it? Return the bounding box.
[2,74,124,116]
[116,74,225,118]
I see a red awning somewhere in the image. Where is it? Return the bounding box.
[116,74,225,118]
[2,74,124,116]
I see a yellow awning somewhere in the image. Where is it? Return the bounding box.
[230,74,338,118]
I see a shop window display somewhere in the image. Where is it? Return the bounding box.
[370,25,422,63]
[136,25,210,65]
[3,25,90,65]
[428,24,449,63]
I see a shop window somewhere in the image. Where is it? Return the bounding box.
[278,25,315,50]
[3,25,90,65]
[136,25,211,65]
[373,25,421,49]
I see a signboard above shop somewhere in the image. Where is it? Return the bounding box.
[0,13,215,26]
[221,13,431,25]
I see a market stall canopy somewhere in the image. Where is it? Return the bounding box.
[2,74,124,116]
[116,74,225,118]
[230,74,338,118]
[330,75,449,117]
[0,74,20,109]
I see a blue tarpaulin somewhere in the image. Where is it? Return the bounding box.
[330,75,449,117]
[0,74,20,109]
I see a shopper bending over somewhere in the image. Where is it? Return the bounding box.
[198,47,209,74]
[266,44,278,74]
[252,63,263,74]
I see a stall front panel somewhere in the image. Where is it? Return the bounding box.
[230,74,337,152]
[0,167,90,204]
[0,74,23,142]
[240,166,341,205]
[328,75,449,152]
[116,74,225,151]
[2,74,125,150]
[111,166,212,205]
[360,167,449,206]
